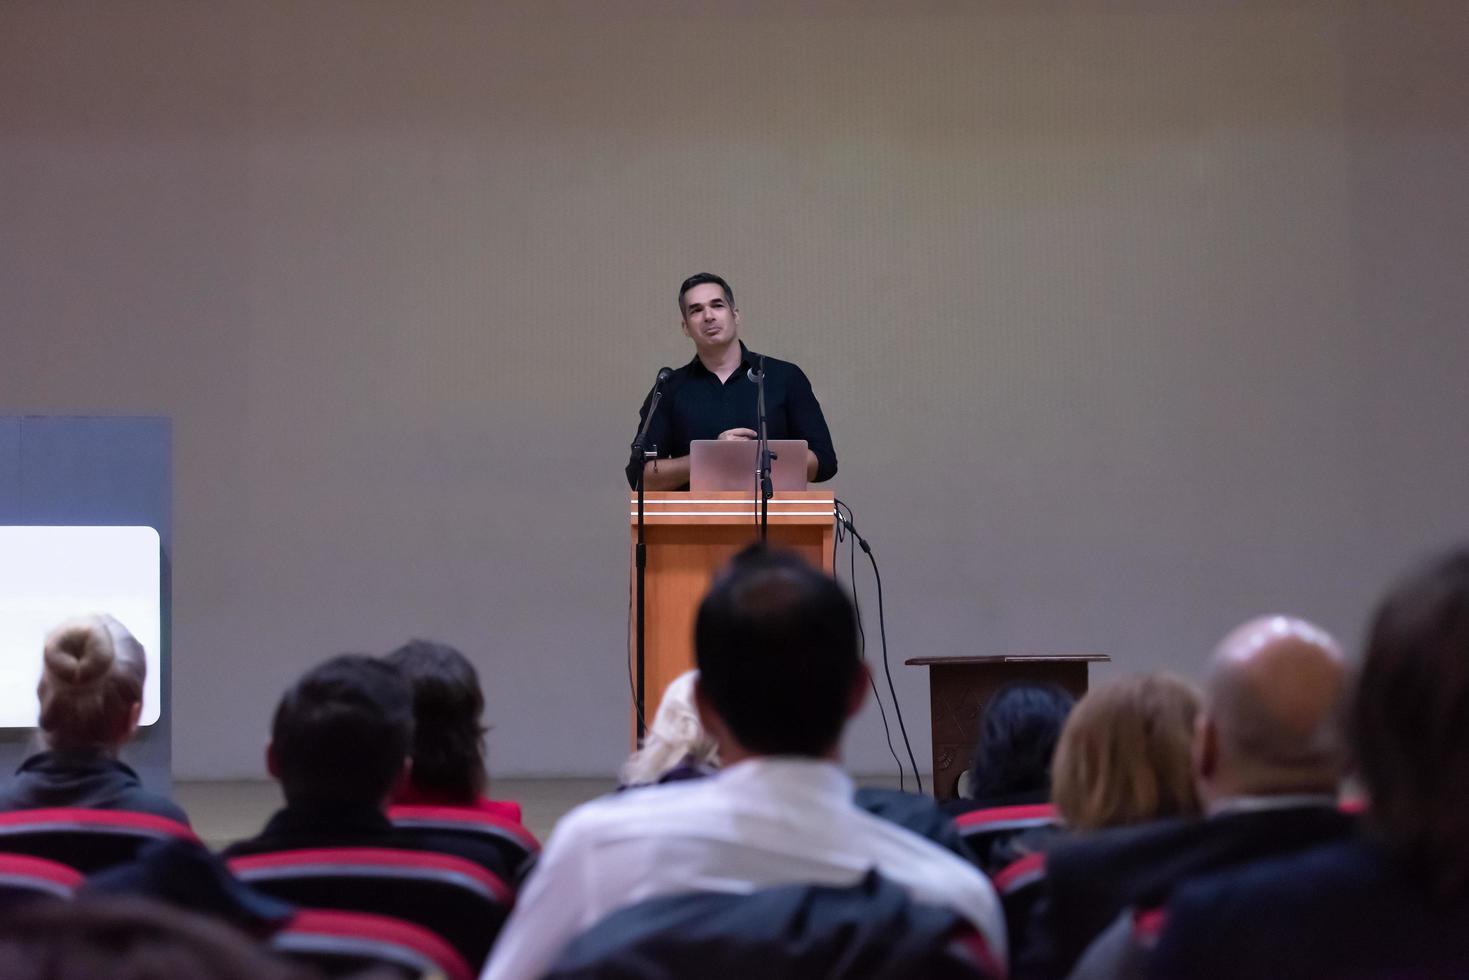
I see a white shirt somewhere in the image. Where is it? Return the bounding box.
[482,758,1007,980]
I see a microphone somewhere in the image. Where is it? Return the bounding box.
[631,367,674,457]
[746,357,764,384]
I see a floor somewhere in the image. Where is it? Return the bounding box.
[178,774,909,850]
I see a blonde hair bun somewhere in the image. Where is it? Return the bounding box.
[43,616,122,688]
[37,614,146,749]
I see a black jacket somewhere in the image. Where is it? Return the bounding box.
[1151,835,1469,980]
[0,749,189,824]
[1023,803,1355,979]
[546,870,998,980]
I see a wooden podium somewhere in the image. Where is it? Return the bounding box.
[629,490,835,738]
[905,654,1110,800]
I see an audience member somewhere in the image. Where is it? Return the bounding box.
[1051,674,1201,832]
[0,897,321,980]
[1151,547,1469,979]
[619,669,719,787]
[84,839,294,938]
[621,670,969,857]
[944,683,1075,874]
[958,683,1076,810]
[223,654,511,879]
[384,639,522,823]
[0,614,187,823]
[1025,616,1354,978]
[482,546,1006,980]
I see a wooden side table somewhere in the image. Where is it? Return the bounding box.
[905,655,1111,800]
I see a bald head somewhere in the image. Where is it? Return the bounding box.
[1195,616,1348,804]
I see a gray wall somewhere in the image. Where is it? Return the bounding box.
[1,1,1465,779]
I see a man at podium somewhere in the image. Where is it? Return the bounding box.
[625,272,839,491]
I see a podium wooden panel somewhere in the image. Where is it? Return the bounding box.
[905,654,1110,801]
[629,491,835,740]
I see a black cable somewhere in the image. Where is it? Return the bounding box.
[863,539,923,794]
[834,500,923,794]
[836,500,905,791]
[625,575,646,736]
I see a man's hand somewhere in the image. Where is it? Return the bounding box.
[717,428,758,440]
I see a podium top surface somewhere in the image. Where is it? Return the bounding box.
[905,654,1111,667]
[629,490,835,526]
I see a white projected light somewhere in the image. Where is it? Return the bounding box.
[0,527,162,728]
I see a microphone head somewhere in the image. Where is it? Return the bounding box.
[656,367,674,383]
[746,366,763,383]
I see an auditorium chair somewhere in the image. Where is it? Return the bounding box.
[0,808,200,874]
[992,850,1048,961]
[270,908,475,980]
[387,804,541,882]
[954,803,1063,874]
[228,846,512,969]
[0,853,83,904]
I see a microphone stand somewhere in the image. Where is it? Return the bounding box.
[629,371,668,741]
[751,354,773,543]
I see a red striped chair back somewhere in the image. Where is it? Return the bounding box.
[993,850,1049,964]
[229,846,512,970]
[271,908,475,980]
[387,804,541,881]
[953,802,1063,874]
[0,853,84,903]
[955,803,1061,838]
[0,808,200,874]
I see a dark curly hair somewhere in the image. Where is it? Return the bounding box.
[967,682,1075,801]
[384,640,489,802]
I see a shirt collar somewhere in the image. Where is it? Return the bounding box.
[1206,792,1340,817]
[713,756,855,801]
[688,342,758,377]
[264,800,394,835]
[18,748,135,778]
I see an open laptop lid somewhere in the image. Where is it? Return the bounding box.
[688,440,809,492]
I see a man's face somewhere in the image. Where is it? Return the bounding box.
[680,282,740,355]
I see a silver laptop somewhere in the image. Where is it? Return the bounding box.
[688,439,809,492]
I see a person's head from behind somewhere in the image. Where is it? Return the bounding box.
[38,614,146,753]
[966,683,1075,802]
[0,897,316,980]
[694,546,862,762]
[267,654,413,808]
[1354,546,1469,899]
[1194,615,1347,808]
[621,670,720,787]
[1051,673,1201,831]
[383,639,488,803]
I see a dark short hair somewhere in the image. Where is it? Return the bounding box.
[694,546,858,757]
[1354,546,1469,899]
[0,897,308,980]
[384,639,488,802]
[270,655,413,805]
[677,272,734,313]
[967,683,1076,801]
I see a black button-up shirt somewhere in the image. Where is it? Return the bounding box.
[626,344,838,489]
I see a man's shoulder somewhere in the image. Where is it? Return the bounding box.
[554,779,718,841]
[1153,837,1392,977]
[752,351,808,378]
[1175,834,1377,909]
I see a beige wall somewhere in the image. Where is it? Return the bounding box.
[2,1,1466,778]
